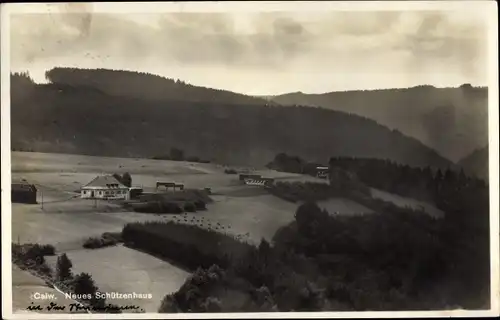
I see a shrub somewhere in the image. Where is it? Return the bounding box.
[39,244,56,256]
[164,201,184,213]
[102,232,123,242]
[184,202,196,212]
[194,200,207,210]
[12,243,56,273]
[38,263,53,278]
[73,273,98,303]
[83,236,117,249]
[121,172,132,187]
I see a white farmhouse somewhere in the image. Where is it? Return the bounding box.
[81,175,130,200]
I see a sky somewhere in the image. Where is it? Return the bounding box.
[8,2,492,95]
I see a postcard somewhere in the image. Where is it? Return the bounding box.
[1,1,498,319]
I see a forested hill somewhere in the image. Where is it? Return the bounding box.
[268,85,488,162]
[458,146,489,181]
[44,67,277,106]
[11,72,452,168]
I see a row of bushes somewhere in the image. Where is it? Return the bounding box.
[131,200,206,213]
[139,189,213,204]
[268,181,336,203]
[131,189,211,214]
[268,178,371,204]
[122,221,255,271]
[151,148,211,164]
[12,243,55,278]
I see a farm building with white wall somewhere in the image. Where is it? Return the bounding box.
[81,175,130,200]
[244,177,275,188]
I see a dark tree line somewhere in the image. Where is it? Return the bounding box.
[151,147,211,163]
[12,243,55,278]
[328,157,486,199]
[327,157,489,229]
[121,221,254,271]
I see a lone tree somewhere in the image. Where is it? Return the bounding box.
[294,202,328,237]
[73,272,99,305]
[56,253,73,282]
[121,172,132,187]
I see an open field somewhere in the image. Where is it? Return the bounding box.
[10,151,398,312]
[44,245,190,312]
[317,198,374,215]
[370,188,444,218]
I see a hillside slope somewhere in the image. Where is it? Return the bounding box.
[44,68,277,106]
[269,85,488,162]
[11,72,452,169]
[458,146,489,181]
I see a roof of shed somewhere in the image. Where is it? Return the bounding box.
[82,175,127,189]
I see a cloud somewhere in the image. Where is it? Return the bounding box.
[9,9,489,93]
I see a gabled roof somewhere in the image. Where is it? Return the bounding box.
[12,182,37,192]
[82,175,127,189]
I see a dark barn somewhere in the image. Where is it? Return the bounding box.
[12,182,37,204]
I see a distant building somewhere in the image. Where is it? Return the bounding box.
[156,182,184,191]
[81,175,129,200]
[12,181,37,204]
[244,177,275,188]
[316,166,329,179]
[129,187,144,200]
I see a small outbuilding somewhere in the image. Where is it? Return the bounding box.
[12,181,37,204]
[129,187,144,200]
[244,177,275,188]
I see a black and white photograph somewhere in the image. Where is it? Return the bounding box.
[1,1,498,318]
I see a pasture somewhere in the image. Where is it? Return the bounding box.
[370,188,444,218]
